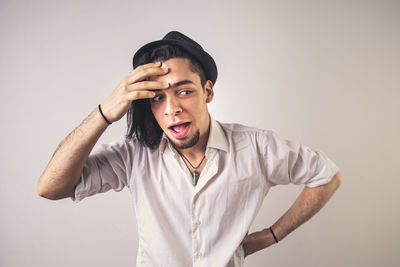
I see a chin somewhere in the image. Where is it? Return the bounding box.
[169,130,200,150]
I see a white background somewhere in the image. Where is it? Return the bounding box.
[1,0,399,266]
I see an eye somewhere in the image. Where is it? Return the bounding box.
[179,90,192,96]
[152,94,164,102]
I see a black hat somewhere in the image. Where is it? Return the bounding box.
[132,31,218,84]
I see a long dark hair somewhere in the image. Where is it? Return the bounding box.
[126,45,206,149]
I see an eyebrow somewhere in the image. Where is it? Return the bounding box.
[152,80,194,92]
[170,80,194,88]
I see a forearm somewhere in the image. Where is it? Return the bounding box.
[271,172,342,240]
[242,172,342,256]
[37,107,109,200]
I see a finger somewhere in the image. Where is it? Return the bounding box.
[128,64,169,84]
[125,62,160,79]
[125,90,156,101]
[133,61,162,71]
[127,81,169,92]
[127,61,162,75]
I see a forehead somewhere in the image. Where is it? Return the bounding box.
[150,58,201,84]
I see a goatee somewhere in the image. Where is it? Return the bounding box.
[169,130,200,150]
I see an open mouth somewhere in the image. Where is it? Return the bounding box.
[168,122,191,138]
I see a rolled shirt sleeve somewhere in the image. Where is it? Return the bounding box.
[262,130,339,188]
[71,137,132,202]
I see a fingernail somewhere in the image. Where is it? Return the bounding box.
[163,82,170,87]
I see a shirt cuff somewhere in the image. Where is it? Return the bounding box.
[70,157,102,203]
[305,158,340,188]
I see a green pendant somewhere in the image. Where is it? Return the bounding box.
[193,170,199,186]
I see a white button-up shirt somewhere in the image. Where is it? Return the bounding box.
[73,118,339,267]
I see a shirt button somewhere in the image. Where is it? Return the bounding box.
[197,252,203,257]
[195,220,201,225]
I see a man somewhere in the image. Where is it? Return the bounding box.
[38,31,341,267]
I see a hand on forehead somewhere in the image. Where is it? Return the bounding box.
[148,58,199,87]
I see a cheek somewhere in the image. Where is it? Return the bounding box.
[186,99,207,113]
[184,96,204,108]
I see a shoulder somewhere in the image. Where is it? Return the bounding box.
[218,121,272,138]
[217,121,272,149]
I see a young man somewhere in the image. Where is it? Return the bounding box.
[38,31,341,267]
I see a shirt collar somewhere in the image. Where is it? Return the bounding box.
[207,117,229,152]
[159,117,229,154]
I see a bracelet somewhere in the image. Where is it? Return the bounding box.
[98,104,112,125]
[269,227,279,243]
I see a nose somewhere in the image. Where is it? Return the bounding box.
[164,96,182,116]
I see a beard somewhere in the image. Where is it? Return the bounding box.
[169,130,200,150]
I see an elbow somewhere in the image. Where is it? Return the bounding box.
[37,176,47,198]
[37,176,63,200]
[37,183,56,200]
[37,187,50,199]
[37,187,65,200]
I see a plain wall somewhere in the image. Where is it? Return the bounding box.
[1,0,399,266]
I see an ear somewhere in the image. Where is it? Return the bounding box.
[204,80,214,103]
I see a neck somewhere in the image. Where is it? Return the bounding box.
[179,135,207,159]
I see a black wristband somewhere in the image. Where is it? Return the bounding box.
[98,104,112,125]
[269,227,279,243]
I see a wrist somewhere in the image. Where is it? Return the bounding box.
[260,228,278,247]
[269,226,279,243]
[242,229,277,257]
[98,104,112,125]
